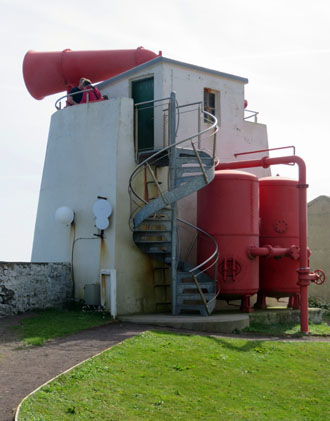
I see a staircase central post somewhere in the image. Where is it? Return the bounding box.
[169,91,178,315]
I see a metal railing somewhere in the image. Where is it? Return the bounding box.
[177,217,220,313]
[54,88,104,110]
[129,102,218,224]
[244,109,259,123]
[128,93,219,315]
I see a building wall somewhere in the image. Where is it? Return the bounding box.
[0,262,72,317]
[99,60,270,179]
[98,60,270,241]
[31,61,273,315]
[32,98,155,315]
[308,195,330,301]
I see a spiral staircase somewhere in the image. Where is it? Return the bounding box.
[129,92,219,316]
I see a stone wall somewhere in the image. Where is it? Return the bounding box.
[0,262,72,317]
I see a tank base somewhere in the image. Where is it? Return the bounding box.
[240,296,253,313]
[255,292,301,310]
[288,294,300,310]
[254,292,267,310]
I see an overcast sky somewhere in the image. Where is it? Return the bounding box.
[1,0,329,261]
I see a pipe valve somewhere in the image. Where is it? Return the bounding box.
[311,269,326,285]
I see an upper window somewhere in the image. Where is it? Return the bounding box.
[203,88,219,124]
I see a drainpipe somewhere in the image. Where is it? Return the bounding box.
[216,155,322,333]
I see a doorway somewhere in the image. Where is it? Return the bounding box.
[132,77,154,152]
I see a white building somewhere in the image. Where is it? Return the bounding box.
[31,55,270,315]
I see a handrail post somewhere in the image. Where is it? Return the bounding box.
[191,141,209,184]
[197,104,201,149]
[213,130,217,159]
[146,163,169,205]
[163,111,166,148]
[192,274,210,316]
[169,91,177,315]
[135,107,139,163]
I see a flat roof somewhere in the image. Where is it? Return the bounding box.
[98,56,248,88]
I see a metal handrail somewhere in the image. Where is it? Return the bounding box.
[54,88,102,110]
[177,217,218,275]
[129,96,219,315]
[128,107,218,216]
[177,217,220,314]
[244,109,259,122]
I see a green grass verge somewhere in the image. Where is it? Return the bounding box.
[13,308,112,346]
[18,331,330,420]
[244,321,330,337]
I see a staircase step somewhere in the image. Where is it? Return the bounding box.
[134,232,172,242]
[176,303,209,316]
[144,209,173,221]
[175,157,213,167]
[176,148,211,159]
[175,167,204,175]
[137,149,169,166]
[135,240,172,246]
[139,243,172,253]
[136,220,172,231]
[134,229,171,234]
[175,176,202,186]
[177,271,215,281]
[148,251,171,265]
[177,273,216,282]
[177,293,214,301]
[177,284,215,295]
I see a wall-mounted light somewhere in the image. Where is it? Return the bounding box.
[55,206,75,225]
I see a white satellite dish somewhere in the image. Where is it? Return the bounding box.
[95,216,110,230]
[93,199,112,230]
[93,199,112,218]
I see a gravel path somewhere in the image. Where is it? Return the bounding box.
[0,314,147,421]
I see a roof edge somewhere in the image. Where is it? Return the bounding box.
[97,56,248,89]
[308,195,330,207]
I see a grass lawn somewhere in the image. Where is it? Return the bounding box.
[18,331,330,420]
[13,308,112,346]
[244,321,330,337]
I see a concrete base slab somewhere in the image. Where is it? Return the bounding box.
[119,308,325,334]
[119,313,250,333]
[249,307,324,325]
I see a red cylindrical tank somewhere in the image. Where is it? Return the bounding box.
[197,170,259,311]
[23,47,160,100]
[257,176,300,308]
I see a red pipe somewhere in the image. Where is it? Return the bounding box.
[217,155,311,333]
[248,245,300,259]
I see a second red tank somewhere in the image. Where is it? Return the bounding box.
[256,176,300,308]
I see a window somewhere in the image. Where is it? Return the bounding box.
[203,88,219,123]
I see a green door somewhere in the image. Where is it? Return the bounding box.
[132,77,154,152]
